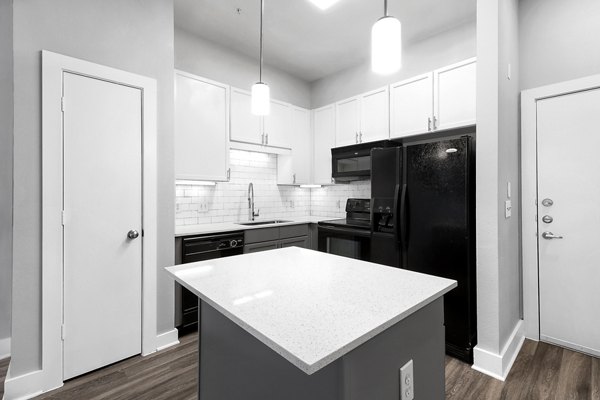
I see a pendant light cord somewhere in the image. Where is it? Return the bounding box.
[384,0,388,16]
[259,0,264,83]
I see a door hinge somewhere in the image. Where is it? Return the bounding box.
[61,210,66,226]
[61,324,66,340]
[61,97,65,112]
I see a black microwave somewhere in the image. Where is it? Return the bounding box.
[331,140,395,181]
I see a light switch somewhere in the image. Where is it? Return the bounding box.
[507,181,511,199]
[505,200,512,219]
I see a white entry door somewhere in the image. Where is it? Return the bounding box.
[537,87,600,357]
[63,72,143,379]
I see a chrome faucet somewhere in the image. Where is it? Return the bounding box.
[248,183,260,221]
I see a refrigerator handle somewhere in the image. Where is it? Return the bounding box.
[400,183,408,252]
[393,183,400,243]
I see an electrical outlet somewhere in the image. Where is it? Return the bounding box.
[505,200,512,219]
[400,360,414,400]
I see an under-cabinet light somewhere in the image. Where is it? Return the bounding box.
[175,180,217,186]
[300,184,322,188]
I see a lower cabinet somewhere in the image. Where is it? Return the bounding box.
[245,240,280,253]
[244,224,310,254]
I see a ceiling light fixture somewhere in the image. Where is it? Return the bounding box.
[251,0,270,115]
[307,0,341,11]
[371,0,402,75]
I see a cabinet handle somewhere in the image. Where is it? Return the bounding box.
[355,132,358,143]
[265,133,269,145]
[433,116,438,130]
[227,168,231,181]
[261,133,265,145]
[359,132,363,143]
[428,117,432,131]
[293,173,296,184]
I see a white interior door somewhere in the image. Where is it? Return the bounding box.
[537,87,600,357]
[63,72,143,379]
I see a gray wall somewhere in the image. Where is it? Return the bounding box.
[175,28,311,109]
[474,0,521,358]
[310,21,476,108]
[0,0,13,356]
[11,0,175,376]
[520,0,600,91]
[497,0,521,349]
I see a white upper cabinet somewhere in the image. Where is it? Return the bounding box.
[313,104,336,185]
[336,87,389,146]
[230,87,292,149]
[360,86,389,142]
[277,107,311,185]
[433,58,477,130]
[175,71,230,181]
[389,58,476,138]
[390,73,434,138]
[335,97,361,147]
[264,99,292,148]
[230,87,262,145]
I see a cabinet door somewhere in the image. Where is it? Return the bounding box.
[433,58,477,130]
[244,240,279,254]
[313,104,336,185]
[336,97,360,147]
[175,71,230,181]
[280,236,309,249]
[264,99,292,148]
[360,86,389,142]
[291,107,311,184]
[230,87,262,145]
[390,73,434,138]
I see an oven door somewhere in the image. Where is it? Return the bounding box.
[318,225,371,261]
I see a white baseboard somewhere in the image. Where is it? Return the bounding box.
[0,337,10,360]
[155,328,179,352]
[3,367,55,400]
[472,319,525,381]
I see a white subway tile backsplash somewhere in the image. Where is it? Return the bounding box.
[175,149,370,226]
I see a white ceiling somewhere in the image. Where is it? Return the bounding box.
[174,0,476,82]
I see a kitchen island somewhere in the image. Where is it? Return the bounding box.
[165,247,456,400]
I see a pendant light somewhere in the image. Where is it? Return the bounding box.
[371,0,402,75]
[251,0,270,115]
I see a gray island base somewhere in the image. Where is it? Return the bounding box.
[199,297,445,400]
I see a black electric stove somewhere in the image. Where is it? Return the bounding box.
[317,199,372,260]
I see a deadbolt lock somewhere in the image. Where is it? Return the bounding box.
[542,215,553,223]
[541,198,554,207]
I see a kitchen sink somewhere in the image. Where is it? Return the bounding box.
[236,220,292,226]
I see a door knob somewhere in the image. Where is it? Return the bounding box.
[541,231,563,240]
[127,230,140,239]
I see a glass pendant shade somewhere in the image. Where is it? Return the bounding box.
[371,16,402,75]
[251,82,270,116]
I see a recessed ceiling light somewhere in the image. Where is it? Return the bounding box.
[308,0,341,11]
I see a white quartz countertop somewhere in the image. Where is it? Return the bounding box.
[174,215,338,237]
[165,247,457,375]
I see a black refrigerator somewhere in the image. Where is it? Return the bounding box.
[370,136,476,363]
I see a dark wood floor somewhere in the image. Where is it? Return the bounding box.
[0,357,9,399]
[0,335,598,399]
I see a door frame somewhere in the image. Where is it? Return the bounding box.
[521,73,600,340]
[41,50,158,389]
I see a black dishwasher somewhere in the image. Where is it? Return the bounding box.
[177,231,244,334]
